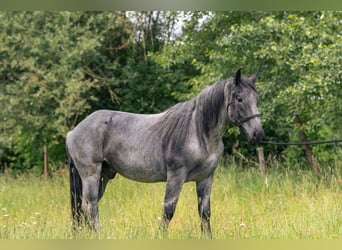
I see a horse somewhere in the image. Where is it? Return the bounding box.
[66,68,264,238]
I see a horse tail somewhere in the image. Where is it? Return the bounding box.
[66,142,83,228]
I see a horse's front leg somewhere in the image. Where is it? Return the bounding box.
[196,174,214,238]
[159,168,186,233]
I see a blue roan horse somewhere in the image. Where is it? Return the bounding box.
[66,69,264,237]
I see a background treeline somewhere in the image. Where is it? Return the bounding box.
[0,11,341,174]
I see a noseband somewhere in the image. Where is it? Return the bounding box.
[234,113,260,127]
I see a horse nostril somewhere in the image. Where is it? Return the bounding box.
[253,129,264,142]
[253,131,258,140]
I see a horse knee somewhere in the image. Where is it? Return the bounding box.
[200,209,211,220]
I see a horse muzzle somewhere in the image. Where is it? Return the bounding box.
[240,122,264,144]
[250,128,264,143]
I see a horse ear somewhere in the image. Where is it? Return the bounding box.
[250,67,260,83]
[234,68,242,86]
[250,71,259,82]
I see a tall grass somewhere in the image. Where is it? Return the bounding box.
[0,158,341,239]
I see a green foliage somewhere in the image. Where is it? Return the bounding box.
[0,11,183,171]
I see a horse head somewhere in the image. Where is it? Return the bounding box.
[228,69,264,143]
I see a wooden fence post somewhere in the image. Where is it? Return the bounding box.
[293,115,322,179]
[257,147,265,175]
[44,144,49,179]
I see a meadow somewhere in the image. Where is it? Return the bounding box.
[0,157,341,239]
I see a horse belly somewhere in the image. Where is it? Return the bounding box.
[106,151,166,183]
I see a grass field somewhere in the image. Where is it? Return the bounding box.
[0,158,341,239]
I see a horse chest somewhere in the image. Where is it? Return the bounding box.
[186,141,223,181]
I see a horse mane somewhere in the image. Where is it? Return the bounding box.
[152,99,195,156]
[151,78,231,157]
[196,79,229,137]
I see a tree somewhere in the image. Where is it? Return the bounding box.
[0,11,185,173]
[0,12,105,171]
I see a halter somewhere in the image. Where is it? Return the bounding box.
[234,113,260,127]
[227,101,260,127]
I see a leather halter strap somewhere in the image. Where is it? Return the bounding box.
[235,113,260,127]
[227,101,260,127]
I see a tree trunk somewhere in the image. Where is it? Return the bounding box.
[293,115,322,178]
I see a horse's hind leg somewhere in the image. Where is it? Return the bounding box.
[81,163,102,232]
